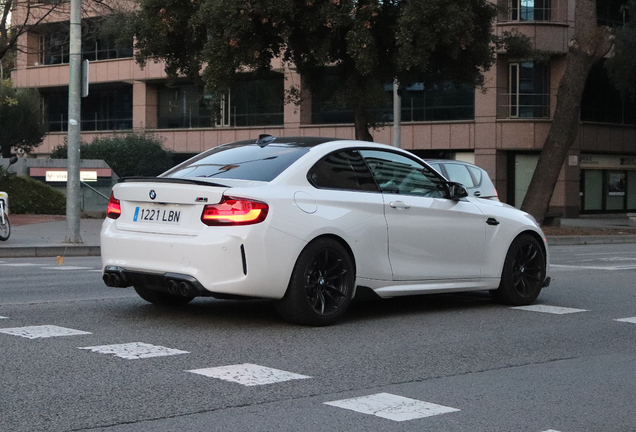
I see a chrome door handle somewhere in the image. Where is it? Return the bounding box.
[389,201,410,210]
[474,191,481,196]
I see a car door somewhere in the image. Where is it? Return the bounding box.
[359,150,486,281]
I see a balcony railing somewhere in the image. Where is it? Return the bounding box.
[498,0,568,23]
[497,92,552,119]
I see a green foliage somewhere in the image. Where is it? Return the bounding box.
[50,132,174,177]
[0,175,66,215]
[0,79,47,158]
[125,0,501,140]
[606,0,636,98]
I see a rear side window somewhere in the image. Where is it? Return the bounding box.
[308,150,379,192]
[443,163,476,188]
[163,144,310,182]
[466,165,483,187]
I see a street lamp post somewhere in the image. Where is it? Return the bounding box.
[66,0,82,243]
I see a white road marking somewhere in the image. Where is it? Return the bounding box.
[512,305,589,315]
[0,263,39,267]
[79,342,189,359]
[325,393,460,422]
[541,430,563,432]
[188,363,311,386]
[40,266,95,271]
[615,317,636,324]
[550,264,636,271]
[0,325,91,339]
[0,316,7,319]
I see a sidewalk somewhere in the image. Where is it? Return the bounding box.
[0,215,102,258]
[1,214,636,259]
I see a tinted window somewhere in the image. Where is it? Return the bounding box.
[163,144,310,182]
[466,166,483,187]
[443,163,476,188]
[308,150,379,192]
[359,150,447,198]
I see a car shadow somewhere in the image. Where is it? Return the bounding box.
[112,290,500,328]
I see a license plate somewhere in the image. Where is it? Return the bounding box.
[133,207,181,224]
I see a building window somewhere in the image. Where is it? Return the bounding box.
[39,23,133,66]
[400,82,474,122]
[507,62,550,118]
[581,60,636,125]
[43,85,133,132]
[311,69,474,124]
[509,0,552,20]
[157,73,284,129]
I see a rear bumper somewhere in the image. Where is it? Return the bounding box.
[100,218,306,299]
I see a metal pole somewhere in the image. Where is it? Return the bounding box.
[66,0,82,243]
[393,79,401,148]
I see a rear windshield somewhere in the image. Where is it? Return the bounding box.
[162,144,311,182]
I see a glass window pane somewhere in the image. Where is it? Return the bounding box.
[308,150,378,192]
[359,150,447,198]
[443,163,476,188]
[165,144,310,182]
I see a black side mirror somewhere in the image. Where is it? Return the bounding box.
[9,156,18,166]
[447,182,469,200]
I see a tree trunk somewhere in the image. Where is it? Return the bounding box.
[521,0,613,224]
[353,104,373,141]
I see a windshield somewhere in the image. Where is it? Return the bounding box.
[162,144,311,182]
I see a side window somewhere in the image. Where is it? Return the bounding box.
[466,165,483,187]
[308,150,379,192]
[443,163,476,188]
[359,150,447,198]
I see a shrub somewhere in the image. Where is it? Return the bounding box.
[0,174,66,214]
[51,132,174,177]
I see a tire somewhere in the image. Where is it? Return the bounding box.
[491,234,546,306]
[276,238,355,326]
[133,285,194,306]
[0,213,10,241]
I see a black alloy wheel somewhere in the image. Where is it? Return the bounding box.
[492,234,546,306]
[276,238,354,326]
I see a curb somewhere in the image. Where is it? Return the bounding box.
[0,245,101,258]
[546,235,636,246]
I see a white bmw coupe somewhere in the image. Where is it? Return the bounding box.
[101,135,550,325]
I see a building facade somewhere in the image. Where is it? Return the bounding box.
[11,0,636,216]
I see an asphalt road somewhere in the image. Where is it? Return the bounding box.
[1,245,635,432]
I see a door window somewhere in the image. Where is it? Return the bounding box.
[359,150,447,198]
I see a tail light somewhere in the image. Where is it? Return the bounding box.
[201,196,268,226]
[107,192,121,219]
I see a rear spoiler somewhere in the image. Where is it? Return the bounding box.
[119,176,230,188]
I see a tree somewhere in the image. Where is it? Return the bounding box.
[606,0,636,97]
[1,0,125,64]
[126,0,509,141]
[50,132,174,177]
[521,0,615,223]
[0,79,47,158]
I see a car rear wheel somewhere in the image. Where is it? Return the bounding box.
[133,285,194,306]
[276,238,354,326]
[491,234,546,306]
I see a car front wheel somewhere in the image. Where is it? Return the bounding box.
[276,238,355,326]
[491,234,546,306]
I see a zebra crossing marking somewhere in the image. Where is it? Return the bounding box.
[324,392,460,422]
[188,363,311,386]
[0,325,91,339]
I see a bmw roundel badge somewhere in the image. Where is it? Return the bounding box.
[149,190,157,200]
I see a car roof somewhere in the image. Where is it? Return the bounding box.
[425,159,482,168]
[227,136,340,148]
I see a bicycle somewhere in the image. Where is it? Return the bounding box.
[0,191,9,241]
[0,155,18,241]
